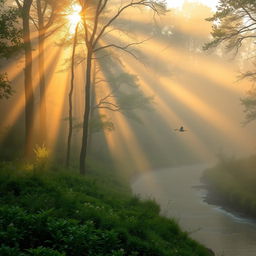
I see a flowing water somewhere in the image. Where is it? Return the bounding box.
[131,164,256,256]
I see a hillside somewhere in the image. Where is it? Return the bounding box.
[0,161,213,256]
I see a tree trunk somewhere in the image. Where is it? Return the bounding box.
[36,0,47,146]
[23,0,34,159]
[88,60,97,152]
[79,48,93,175]
[66,25,78,167]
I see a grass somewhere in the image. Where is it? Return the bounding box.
[202,155,256,217]
[0,160,213,256]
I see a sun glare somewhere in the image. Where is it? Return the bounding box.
[67,3,82,34]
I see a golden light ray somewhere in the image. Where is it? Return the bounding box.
[95,24,216,161]
[160,77,255,150]
[105,111,152,173]
[0,31,60,95]
[0,44,63,143]
[92,68,152,173]
[101,27,245,95]
[123,60,215,161]
[40,46,71,150]
[95,25,213,161]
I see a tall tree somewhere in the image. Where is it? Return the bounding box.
[33,0,69,145]
[15,0,35,158]
[78,0,166,174]
[66,24,79,167]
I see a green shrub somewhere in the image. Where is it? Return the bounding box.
[0,162,213,256]
[203,155,256,217]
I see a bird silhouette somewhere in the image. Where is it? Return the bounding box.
[174,126,188,132]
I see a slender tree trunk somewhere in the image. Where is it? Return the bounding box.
[66,25,78,167]
[22,0,34,159]
[88,60,97,152]
[36,0,47,145]
[79,48,93,175]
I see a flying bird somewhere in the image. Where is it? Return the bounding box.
[174,126,188,132]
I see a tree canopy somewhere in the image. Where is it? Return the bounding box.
[204,0,256,53]
[205,0,256,124]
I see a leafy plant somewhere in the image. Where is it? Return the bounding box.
[34,145,50,170]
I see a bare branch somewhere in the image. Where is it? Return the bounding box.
[95,78,108,84]
[93,0,159,49]
[42,1,48,17]
[44,8,55,30]
[242,6,256,23]
[96,106,121,111]
[14,0,22,10]
[30,15,39,30]
[94,37,152,52]
[98,0,108,15]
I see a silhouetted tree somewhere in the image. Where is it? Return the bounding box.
[66,24,79,167]
[205,0,256,124]
[204,0,256,53]
[14,0,35,158]
[77,0,166,174]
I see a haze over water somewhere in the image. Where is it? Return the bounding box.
[132,164,256,256]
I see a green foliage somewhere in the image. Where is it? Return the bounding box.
[0,73,13,99]
[0,0,21,101]
[0,162,213,256]
[204,0,256,124]
[73,114,115,134]
[0,0,22,58]
[33,145,50,170]
[204,0,256,52]
[203,155,256,217]
[241,88,256,124]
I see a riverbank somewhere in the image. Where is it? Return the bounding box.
[0,161,214,256]
[131,163,256,256]
[201,155,256,220]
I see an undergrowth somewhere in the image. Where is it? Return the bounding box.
[0,160,213,256]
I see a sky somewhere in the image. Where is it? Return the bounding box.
[167,0,219,10]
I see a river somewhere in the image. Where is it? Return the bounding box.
[131,164,256,256]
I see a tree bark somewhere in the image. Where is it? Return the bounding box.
[22,0,34,159]
[79,48,93,175]
[66,25,78,167]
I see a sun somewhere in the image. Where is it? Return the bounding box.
[66,3,82,34]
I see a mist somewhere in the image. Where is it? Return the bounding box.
[2,0,256,255]
[1,1,254,172]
